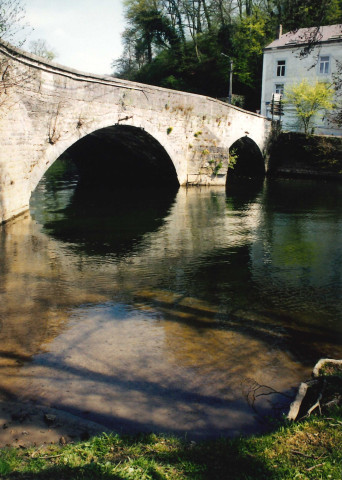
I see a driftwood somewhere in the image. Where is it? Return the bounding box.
[287,358,342,421]
[312,358,342,377]
[287,383,309,421]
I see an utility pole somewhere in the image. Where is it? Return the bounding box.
[221,53,233,104]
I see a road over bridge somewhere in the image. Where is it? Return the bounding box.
[0,41,270,224]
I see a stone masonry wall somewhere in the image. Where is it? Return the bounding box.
[0,41,270,224]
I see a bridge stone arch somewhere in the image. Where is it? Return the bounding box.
[228,136,265,178]
[0,41,271,224]
[32,122,180,192]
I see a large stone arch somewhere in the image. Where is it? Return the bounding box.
[29,120,182,195]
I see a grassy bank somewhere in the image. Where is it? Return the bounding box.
[0,407,341,480]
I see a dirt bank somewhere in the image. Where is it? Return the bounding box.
[0,400,110,448]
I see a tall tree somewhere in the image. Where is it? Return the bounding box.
[0,0,29,45]
[113,0,342,111]
[124,0,180,63]
[0,0,31,112]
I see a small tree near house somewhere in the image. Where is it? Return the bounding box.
[284,79,335,134]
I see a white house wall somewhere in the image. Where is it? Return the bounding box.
[260,41,342,135]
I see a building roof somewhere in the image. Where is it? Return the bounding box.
[265,24,342,49]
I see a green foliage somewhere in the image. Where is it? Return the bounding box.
[268,131,342,177]
[232,11,266,88]
[0,459,11,476]
[278,0,342,31]
[166,126,173,134]
[332,60,342,127]
[284,80,335,134]
[228,148,238,170]
[208,159,223,175]
[113,1,342,111]
[213,161,223,175]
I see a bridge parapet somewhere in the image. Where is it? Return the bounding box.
[0,41,270,224]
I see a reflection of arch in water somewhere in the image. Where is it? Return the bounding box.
[228,137,265,179]
[225,175,264,210]
[31,156,178,258]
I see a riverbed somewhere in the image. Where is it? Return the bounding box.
[0,162,341,444]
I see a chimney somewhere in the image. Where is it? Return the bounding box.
[278,24,283,39]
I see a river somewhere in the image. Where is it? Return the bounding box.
[0,159,341,439]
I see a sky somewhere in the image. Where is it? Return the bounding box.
[19,0,125,75]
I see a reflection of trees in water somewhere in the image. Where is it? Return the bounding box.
[263,177,342,214]
[250,178,342,325]
[140,178,342,368]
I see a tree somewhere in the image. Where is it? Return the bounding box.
[29,39,58,61]
[0,1,31,112]
[331,60,342,127]
[232,10,266,87]
[0,0,29,45]
[123,0,181,64]
[284,79,335,134]
[264,0,342,57]
[113,0,342,111]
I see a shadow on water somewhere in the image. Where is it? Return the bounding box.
[131,288,342,367]
[0,326,288,439]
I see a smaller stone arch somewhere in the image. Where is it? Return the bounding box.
[228,136,265,178]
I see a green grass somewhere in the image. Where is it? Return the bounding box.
[1,407,341,479]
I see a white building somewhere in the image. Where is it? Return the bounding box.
[260,24,342,135]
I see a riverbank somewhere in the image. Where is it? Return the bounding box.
[0,400,111,449]
[0,407,341,479]
[268,131,342,179]
[1,360,341,479]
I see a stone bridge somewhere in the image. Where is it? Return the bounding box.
[0,41,270,224]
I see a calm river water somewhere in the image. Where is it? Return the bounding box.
[0,160,341,439]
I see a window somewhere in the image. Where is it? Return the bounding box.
[275,84,284,95]
[277,60,286,76]
[319,56,330,74]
